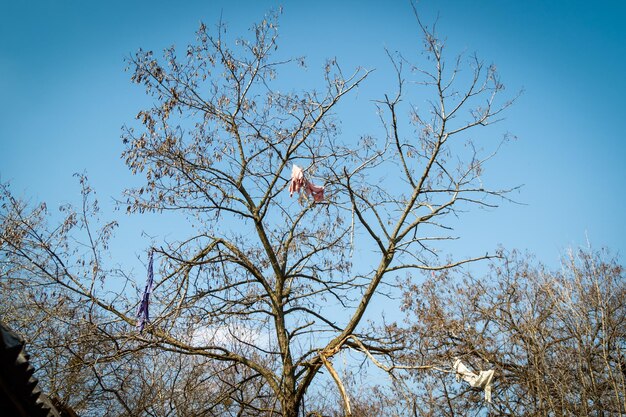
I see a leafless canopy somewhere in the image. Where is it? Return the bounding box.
[1,9,518,417]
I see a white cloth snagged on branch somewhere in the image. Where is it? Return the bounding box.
[289,164,324,202]
[453,358,495,403]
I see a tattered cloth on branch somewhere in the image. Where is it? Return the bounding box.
[136,249,154,333]
[453,358,495,403]
[289,164,325,202]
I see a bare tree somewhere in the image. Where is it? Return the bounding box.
[1,179,273,417]
[0,8,517,416]
[391,247,626,417]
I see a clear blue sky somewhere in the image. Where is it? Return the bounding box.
[1,0,625,269]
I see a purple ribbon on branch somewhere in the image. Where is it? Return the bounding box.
[136,249,154,333]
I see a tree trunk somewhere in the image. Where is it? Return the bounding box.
[281,395,300,417]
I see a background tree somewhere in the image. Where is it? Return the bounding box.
[371,247,626,417]
[1,9,518,416]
